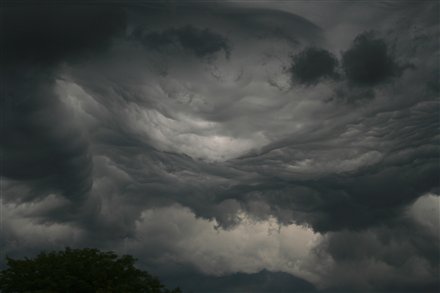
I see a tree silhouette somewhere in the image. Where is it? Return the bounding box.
[0,247,181,293]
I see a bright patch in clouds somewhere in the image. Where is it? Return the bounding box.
[129,205,320,282]
[132,108,268,161]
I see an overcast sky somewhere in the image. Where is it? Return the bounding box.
[1,1,439,292]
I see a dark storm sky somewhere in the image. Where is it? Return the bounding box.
[1,1,439,292]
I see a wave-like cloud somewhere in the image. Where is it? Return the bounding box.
[1,1,438,292]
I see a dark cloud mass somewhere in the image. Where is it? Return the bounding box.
[0,5,126,65]
[312,209,440,292]
[290,47,338,85]
[135,25,230,58]
[1,1,439,292]
[342,31,403,86]
[0,3,126,206]
[1,70,92,202]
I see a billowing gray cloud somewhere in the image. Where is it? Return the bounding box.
[1,1,439,292]
[0,69,92,206]
[307,194,440,293]
[0,3,128,205]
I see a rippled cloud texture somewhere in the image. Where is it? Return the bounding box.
[1,1,439,292]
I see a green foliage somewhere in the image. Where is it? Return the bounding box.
[0,247,181,293]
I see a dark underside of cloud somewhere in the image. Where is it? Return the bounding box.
[0,4,128,204]
[0,5,127,65]
[290,47,338,85]
[0,1,439,292]
[133,25,230,58]
[341,31,404,86]
[289,31,409,89]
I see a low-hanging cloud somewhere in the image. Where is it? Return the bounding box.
[0,5,126,65]
[133,25,230,58]
[290,47,338,85]
[341,31,404,86]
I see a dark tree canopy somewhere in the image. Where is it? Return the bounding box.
[0,248,181,293]
[290,47,338,85]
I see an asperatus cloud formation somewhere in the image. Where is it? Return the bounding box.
[0,1,439,292]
